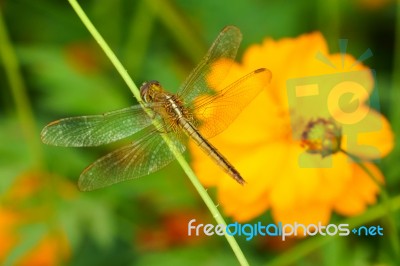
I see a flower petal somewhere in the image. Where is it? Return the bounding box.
[333,162,383,216]
[269,144,322,210]
[316,152,352,203]
[341,108,394,159]
[216,142,289,220]
[272,203,331,229]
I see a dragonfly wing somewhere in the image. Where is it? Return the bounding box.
[78,130,186,191]
[192,68,272,139]
[41,105,153,147]
[177,26,242,104]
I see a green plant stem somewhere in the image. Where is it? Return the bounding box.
[67,1,249,265]
[267,195,400,266]
[340,149,400,258]
[340,149,382,187]
[0,9,43,168]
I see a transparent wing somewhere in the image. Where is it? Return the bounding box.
[41,105,153,147]
[177,26,242,104]
[192,68,272,138]
[78,130,186,191]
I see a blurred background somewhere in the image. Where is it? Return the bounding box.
[1,0,399,265]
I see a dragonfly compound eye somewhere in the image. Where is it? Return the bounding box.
[140,81,151,102]
[140,80,161,102]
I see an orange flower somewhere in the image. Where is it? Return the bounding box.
[189,32,394,225]
[135,210,206,251]
[0,172,71,265]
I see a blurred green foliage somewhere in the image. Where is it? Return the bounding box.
[1,0,399,265]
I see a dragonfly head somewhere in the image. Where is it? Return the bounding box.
[140,80,163,103]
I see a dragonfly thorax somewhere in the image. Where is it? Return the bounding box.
[140,80,192,128]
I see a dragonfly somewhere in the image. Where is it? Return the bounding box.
[41,26,272,191]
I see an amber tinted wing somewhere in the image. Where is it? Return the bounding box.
[177,26,242,104]
[191,68,272,139]
[41,105,154,147]
[78,130,186,191]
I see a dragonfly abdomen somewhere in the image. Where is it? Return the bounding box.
[178,118,245,185]
[152,84,246,185]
